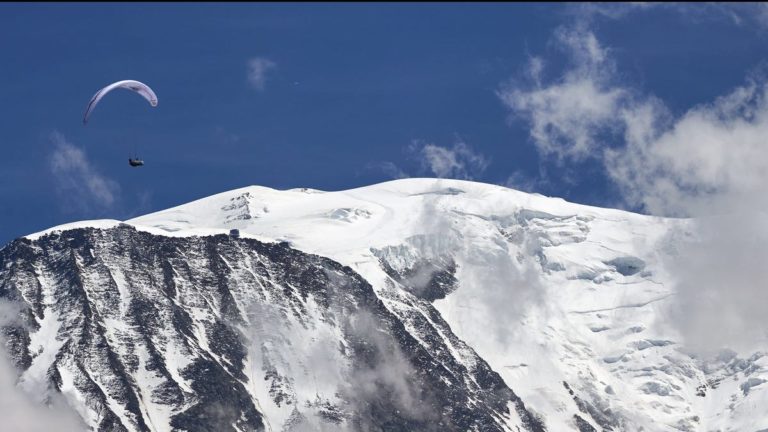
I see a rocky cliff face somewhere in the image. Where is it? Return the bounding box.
[0,224,542,432]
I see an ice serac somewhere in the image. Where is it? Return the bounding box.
[4,178,768,431]
[1,222,542,432]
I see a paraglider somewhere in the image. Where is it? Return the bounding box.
[83,79,158,167]
[83,80,158,124]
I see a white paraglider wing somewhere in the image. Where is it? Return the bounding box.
[83,80,158,124]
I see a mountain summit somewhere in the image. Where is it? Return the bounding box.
[2,179,766,431]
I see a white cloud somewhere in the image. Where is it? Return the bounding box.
[661,214,768,352]
[410,139,489,180]
[0,301,86,431]
[566,3,664,23]
[499,28,629,162]
[49,132,120,215]
[341,309,434,423]
[676,3,768,30]
[0,351,86,432]
[367,140,486,183]
[569,3,768,31]
[247,57,277,91]
[499,25,756,217]
[606,77,768,352]
[499,23,768,352]
[606,78,768,216]
[367,161,410,180]
[409,189,547,347]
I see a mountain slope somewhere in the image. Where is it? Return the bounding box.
[1,223,542,431]
[3,178,768,431]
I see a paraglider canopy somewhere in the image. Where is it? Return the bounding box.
[83,80,158,124]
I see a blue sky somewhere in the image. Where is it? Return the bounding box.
[3,3,768,245]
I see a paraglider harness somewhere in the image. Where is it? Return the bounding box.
[128,145,144,167]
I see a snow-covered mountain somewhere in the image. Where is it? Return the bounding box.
[2,178,767,431]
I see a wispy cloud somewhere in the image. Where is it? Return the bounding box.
[499,17,768,352]
[341,309,435,423]
[504,25,768,219]
[409,139,489,180]
[569,3,768,31]
[0,301,86,432]
[607,76,768,352]
[498,27,632,163]
[49,132,120,215]
[407,189,547,347]
[247,57,277,91]
[365,161,410,180]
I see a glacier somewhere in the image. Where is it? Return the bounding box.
[1,178,766,431]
